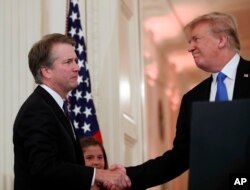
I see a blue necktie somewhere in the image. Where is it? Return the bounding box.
[215,72,228,101]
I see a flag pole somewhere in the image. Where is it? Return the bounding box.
[65,0,69,35]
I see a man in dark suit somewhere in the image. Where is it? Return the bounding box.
[124,12,250,189]
[13,33,131,190]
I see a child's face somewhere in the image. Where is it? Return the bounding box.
[83,145,105,169]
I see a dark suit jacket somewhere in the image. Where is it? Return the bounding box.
[126,57,250,189]
[13,86,93,190]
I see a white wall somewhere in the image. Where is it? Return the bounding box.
[0,0,41,189]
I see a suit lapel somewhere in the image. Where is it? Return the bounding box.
[34,86,77,142]
[233,57,250,99]
[202,77,212,100]
[195,76,212,101]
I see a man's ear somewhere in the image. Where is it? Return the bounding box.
[41,66,52,79]
[218,35,228,49]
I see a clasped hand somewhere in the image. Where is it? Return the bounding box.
[96,164,130,190]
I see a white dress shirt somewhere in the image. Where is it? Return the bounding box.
[210,53,240,101]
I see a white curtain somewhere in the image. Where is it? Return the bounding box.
[0,0,41,189]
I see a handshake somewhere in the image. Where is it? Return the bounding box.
[95,164,131,190]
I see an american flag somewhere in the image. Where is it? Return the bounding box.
[66,0,102,143]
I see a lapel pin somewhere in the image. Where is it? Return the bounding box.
[243,74,249,78]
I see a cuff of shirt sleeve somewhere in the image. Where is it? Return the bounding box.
[91,168,96,186]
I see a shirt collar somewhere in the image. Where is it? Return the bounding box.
[40,84,64,109]
[212,53,240,81]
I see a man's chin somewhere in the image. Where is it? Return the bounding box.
[72,83,78,89]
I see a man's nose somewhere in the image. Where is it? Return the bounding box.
[74,61,80,71]
[187,43,195,52]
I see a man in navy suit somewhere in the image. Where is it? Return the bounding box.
[125,12,250,189]
[13,33,131,190]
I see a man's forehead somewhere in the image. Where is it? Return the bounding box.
[189,24,209,35]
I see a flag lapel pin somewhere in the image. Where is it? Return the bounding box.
[243,73,249,78]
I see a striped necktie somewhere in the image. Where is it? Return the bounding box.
[63,100,76,139]
[63,100,69,117]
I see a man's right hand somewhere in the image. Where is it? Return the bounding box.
[95,167,131,190]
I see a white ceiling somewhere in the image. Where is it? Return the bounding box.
[141,0,250,59]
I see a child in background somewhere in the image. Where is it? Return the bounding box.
[80,137,108,190]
